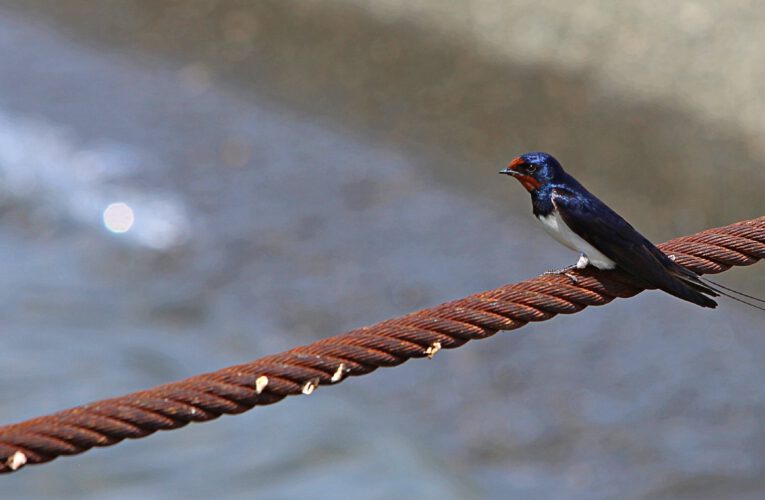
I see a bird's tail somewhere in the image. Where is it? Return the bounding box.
[672,268,765,311]
[697,276,765,311]
[665,270,719,308]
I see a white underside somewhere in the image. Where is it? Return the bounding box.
[537,211,617,270]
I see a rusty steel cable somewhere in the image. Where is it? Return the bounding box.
[1,216,764,473]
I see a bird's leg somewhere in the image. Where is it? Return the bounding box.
[575,253,590,269]
[542,254,587,284]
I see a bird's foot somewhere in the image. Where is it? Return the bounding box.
[542,265,579,284]
[542,254,589,284]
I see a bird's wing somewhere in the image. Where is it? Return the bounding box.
[549,187,665,271]
[549,186,717,307]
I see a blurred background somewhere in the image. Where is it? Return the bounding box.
[1,1,764,498]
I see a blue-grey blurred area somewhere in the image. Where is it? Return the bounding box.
[1,1,764,498]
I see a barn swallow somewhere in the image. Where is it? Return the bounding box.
[500,151,732,308]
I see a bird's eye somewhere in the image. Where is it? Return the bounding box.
[527,164,537,174]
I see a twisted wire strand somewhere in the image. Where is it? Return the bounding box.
[1,216,763,473]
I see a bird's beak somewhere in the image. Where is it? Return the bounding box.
[500,156,525,176]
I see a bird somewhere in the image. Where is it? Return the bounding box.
[499,151,764,309]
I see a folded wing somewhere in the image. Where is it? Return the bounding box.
[550,187,718,308]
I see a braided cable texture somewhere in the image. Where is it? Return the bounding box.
[1,216,763,473]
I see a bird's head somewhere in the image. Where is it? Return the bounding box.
[499,152,565,192]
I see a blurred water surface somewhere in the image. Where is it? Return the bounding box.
[1,2,764,499]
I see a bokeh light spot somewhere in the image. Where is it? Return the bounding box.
[103,202,135,234]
